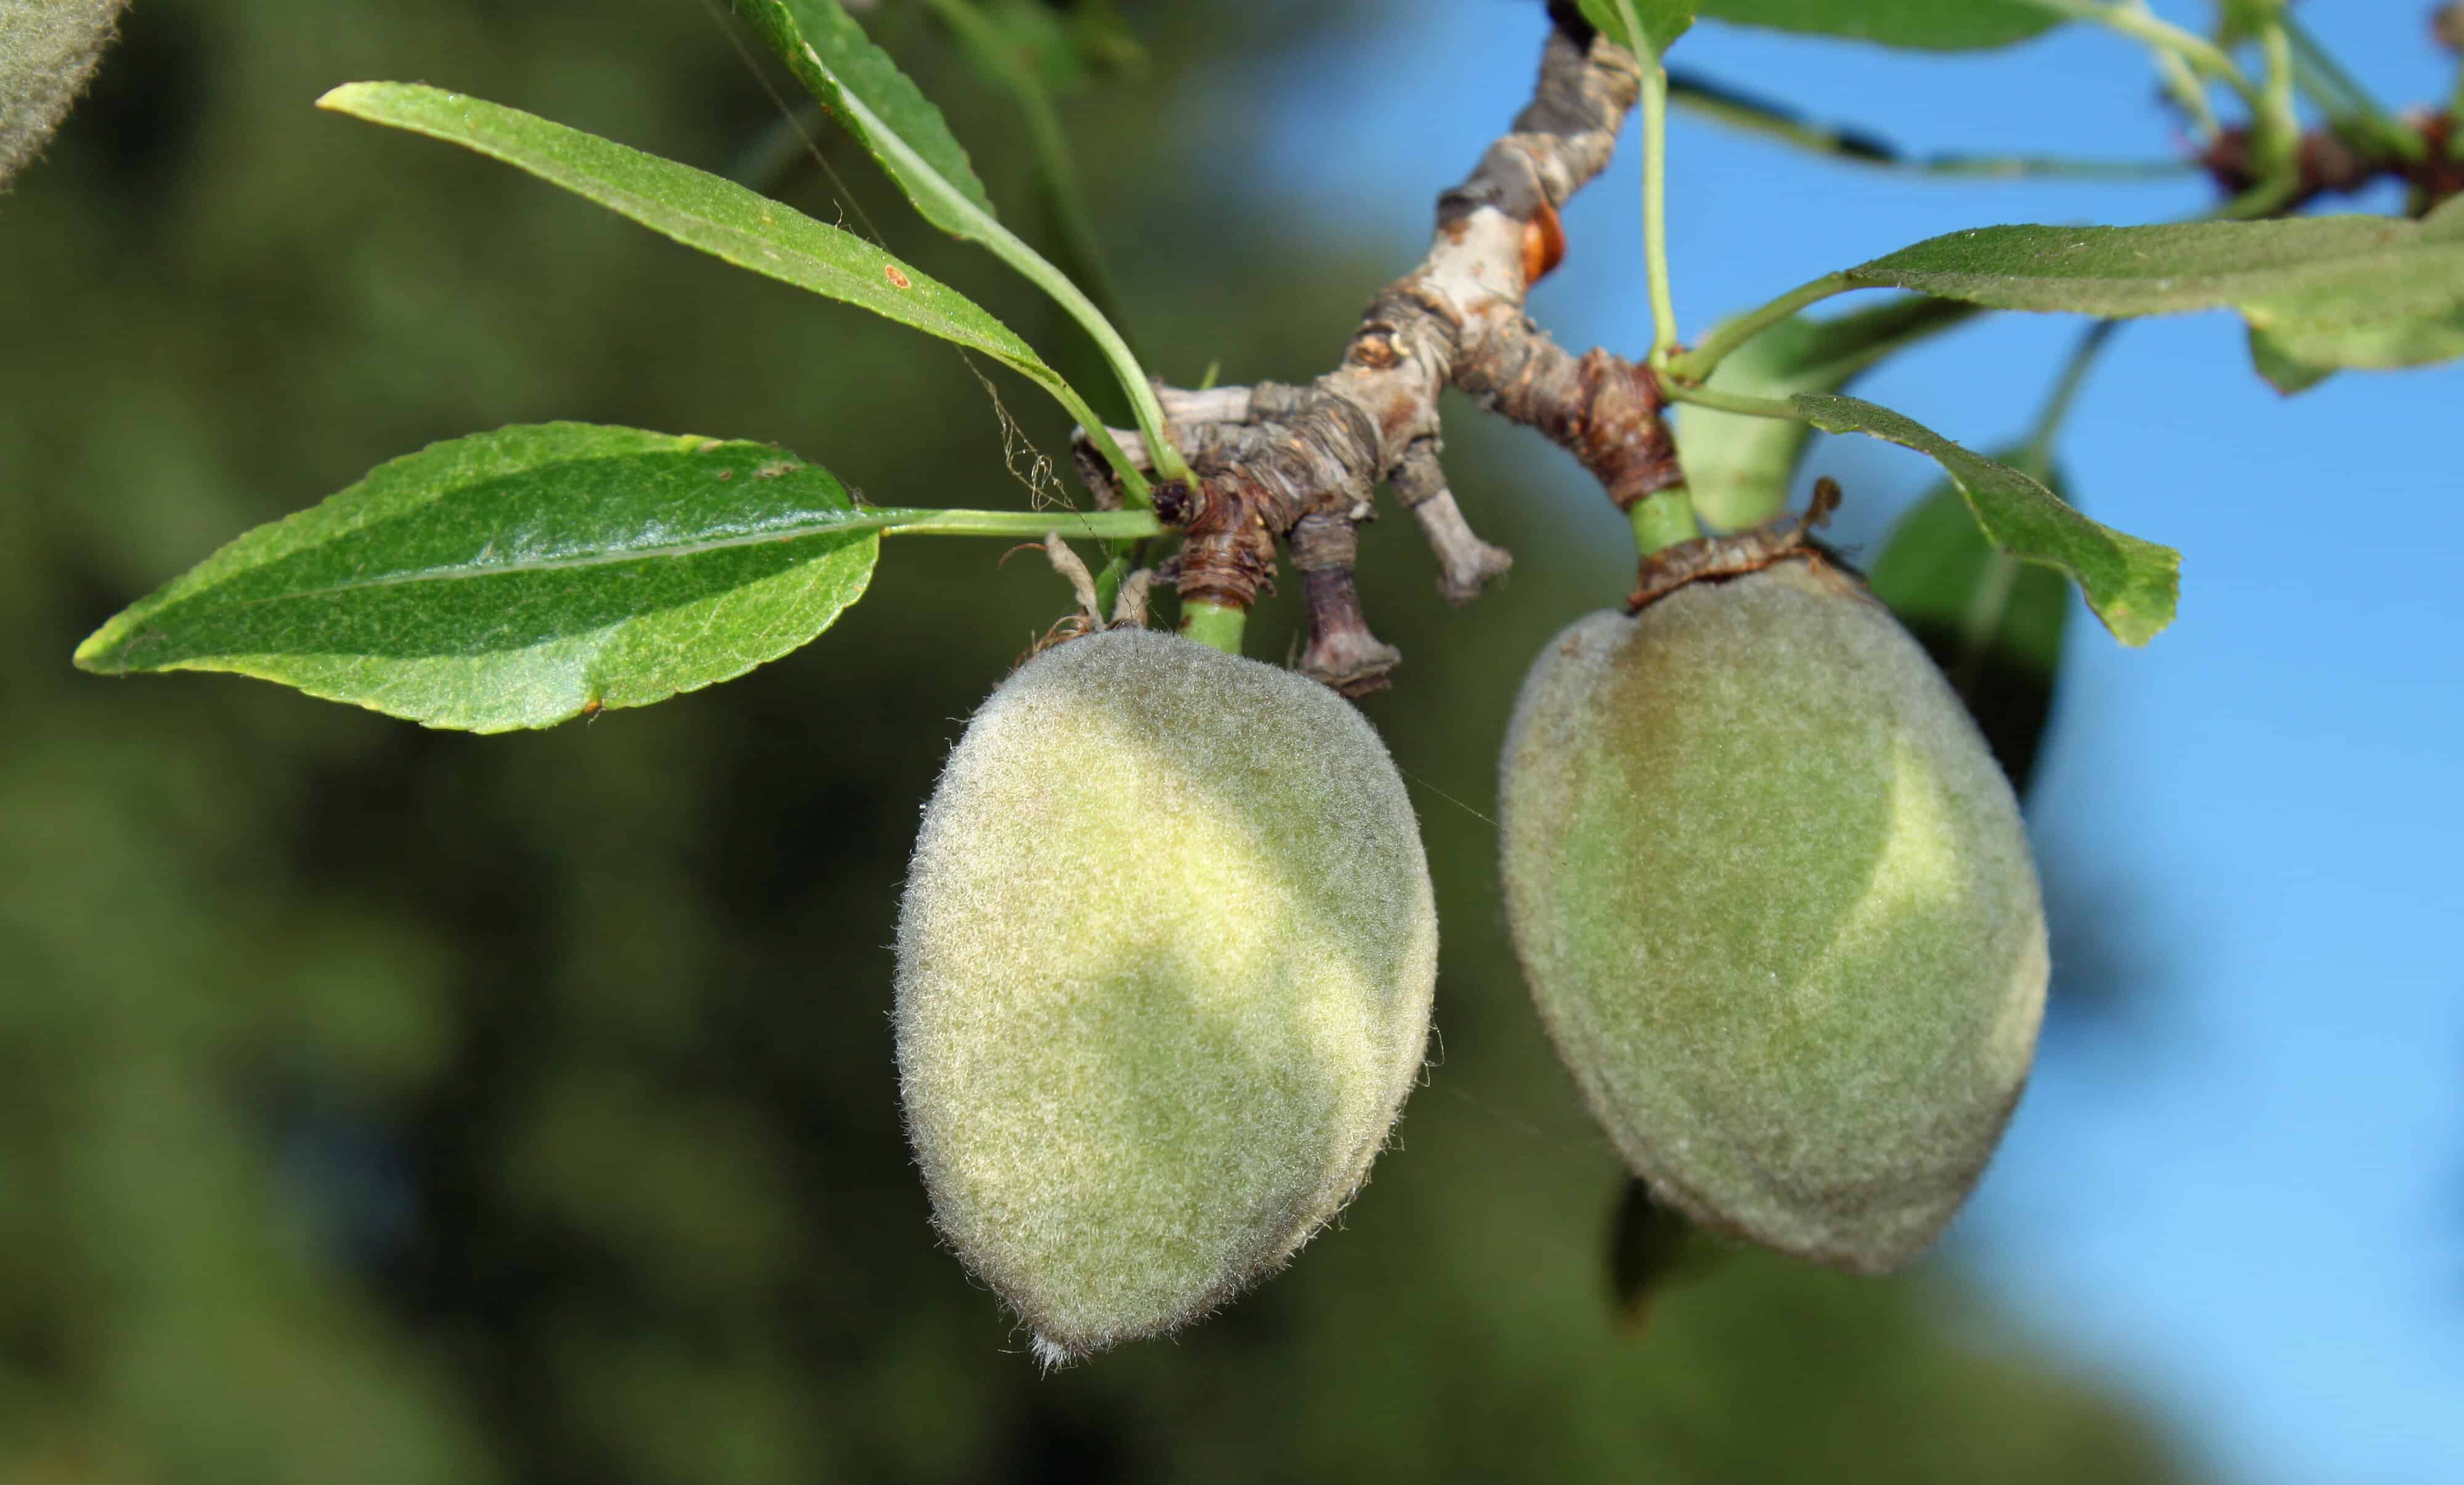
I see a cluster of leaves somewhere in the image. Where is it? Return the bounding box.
[3,4,2205,1471]
[68,0,2464,735]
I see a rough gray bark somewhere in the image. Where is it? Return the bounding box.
[1085,26,1687,694]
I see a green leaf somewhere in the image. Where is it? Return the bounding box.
[75,425,883,733]
[1684,296,1974,530]
[1868,451,2073,794]
[729,0,998,239]
[726,0,1173,488]
[1846,203,2464,378]
[918,0,1136,357]
[1578,0,1695,54]
[939,0,1145,95]
[2246,325,2336,394]
[313,84,1095,419]
[1792,393,2178,645]
[1696,0,2060,49]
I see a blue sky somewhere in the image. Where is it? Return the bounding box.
[1226,5,2464,1482]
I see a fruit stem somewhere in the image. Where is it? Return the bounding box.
[1629,486,1700,558]
[1180,599,1247,655]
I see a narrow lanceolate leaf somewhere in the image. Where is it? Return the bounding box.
[920,0,1137,355]
[1578,0,1695,54]
[1793,394,2178,645]
[1846,202,2464,382]
[1684,296,1972,530]
[1868,451,2073,795]
[729,0,998,240]
[726,0,1170,489]
[75,425,882,733]
[1694,0,2060,50]
[314,84,1082,416]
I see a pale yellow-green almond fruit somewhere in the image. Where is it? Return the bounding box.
[896,628,1438,1365]
[1500,556,2046,1273]
[1,0,128,188]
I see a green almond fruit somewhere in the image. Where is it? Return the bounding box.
[896,628,1438,1365]
[1499,556,2047,1273]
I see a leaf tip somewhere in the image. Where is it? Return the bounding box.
[71,623,130,674]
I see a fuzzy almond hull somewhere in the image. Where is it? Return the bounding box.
[1499,559,2047,1273]
[896,629,1439,1359]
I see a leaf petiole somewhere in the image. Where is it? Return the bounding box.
[1664,273,1852,384]
[880,508,1164,540]
[2019,320,2122,466]
[1668,73,2190,181]
[2024,0,2266,121]
[1657,376,1805,423]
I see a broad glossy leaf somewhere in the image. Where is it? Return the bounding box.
[1847,203,2464,377]
[1793,393,2178,644]
[731,0,999,240]
[315,84,1070,402]
[1578,0,1695,54]
[76,425,883,733]
[1684,296,1972,529]
[1696,0,2059,49]
[1868,451,2072,794]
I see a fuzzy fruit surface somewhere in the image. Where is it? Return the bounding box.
[1,0,127,186]
[896,628,1438,1364]
[1499,557,2046,1273]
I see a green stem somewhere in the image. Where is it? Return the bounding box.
[1178,600,1246,655]
[2285,17,2422,163]
[1628,487,1700,557]
[878,508,1165,539]
[917,0,1140,355]
[1663,273,1853,384]
[1047,385,1153,508]
[2449,61,2464,163]
[824,77,1187,487]
[2020,320,2122,466]
[2120,0,2219,138]
[2212,172,2301,219]
[1611,0,1682,363]
[1668,73,2189,178]
[2255,17,2301,189]
[1657,378,1807,422]
[2028,0,2267,118]
[1092,552,1130,618]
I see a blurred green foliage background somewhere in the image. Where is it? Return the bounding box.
[2,1,2187,1479]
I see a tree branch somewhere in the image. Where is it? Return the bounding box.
[1079,25,1679,692]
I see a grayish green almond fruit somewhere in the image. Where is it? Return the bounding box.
[896,628,1438,1365]
[1500,557,2046,1273]
[1,0,128,188]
